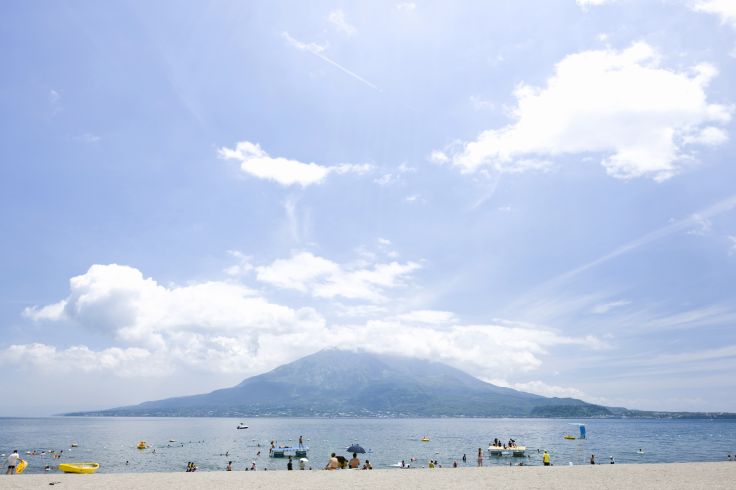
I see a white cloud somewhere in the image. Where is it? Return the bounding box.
[0,343,161,378]
[256,251,420,302]
[374,163,416,186]
[591,300,631,314]
[218,141,372,187]
[18,264,328,375]
[393,310,457,325]
[223,250,254,277]
[506,380,587,399]
[693,0,736,28]
[443,42,731,181]
[470,95,495,111]
[48,89,61,104]
[281,32,327,54]
[686,213,713,235]
[335,320,604,379]
[328,9,356,36]
[396,2,416,13]
[577,0,614,6]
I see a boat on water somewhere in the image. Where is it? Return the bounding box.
[270,446,308,458]
[564,435,576,440]
[236,423,248,429]
[488,445,527,457]
[58,462,100,474]
[70,442,79,448]
[421,436,430,442]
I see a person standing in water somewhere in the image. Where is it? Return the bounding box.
[477,448,483,467]
[590,454,596,465]
[226,461,232,471]
[6,450,19,475]
[543,450,551,466]
[287,456,293,470]
[298,435,304,449]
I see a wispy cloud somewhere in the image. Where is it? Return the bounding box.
[327,9,356,36]
[282,32,379,90]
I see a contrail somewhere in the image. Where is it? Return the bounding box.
[542,193,736,289]
[281,32,380,91]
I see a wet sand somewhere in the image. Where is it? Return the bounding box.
[1,462,735,489]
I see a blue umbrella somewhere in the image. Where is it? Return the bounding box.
[346,444,366,454]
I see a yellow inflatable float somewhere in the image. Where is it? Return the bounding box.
[58,462,100,474]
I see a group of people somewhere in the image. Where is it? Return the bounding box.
[185,462,198,472]
[491,438,517,449]
[324,452,372,470]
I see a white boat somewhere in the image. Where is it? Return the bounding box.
[236,423,248,429]
[488,445,527,457]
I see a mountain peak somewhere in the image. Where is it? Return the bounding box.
[67,349,611,417]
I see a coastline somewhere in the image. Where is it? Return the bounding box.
[1,462,735,489]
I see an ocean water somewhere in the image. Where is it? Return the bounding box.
[1,417,735,474]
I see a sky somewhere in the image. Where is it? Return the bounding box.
[1,0,735,416]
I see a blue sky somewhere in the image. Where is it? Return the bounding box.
[1,0,736,415]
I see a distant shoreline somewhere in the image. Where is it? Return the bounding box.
[3,462,736,489]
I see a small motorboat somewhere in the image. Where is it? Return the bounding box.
[564,435,576,440]
[137,441,147,449]
[71,442,79,448]
[236,423,248,429]
[58,462,100,474]
[421,436,430,442]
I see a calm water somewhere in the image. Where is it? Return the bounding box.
[1,417,735,474]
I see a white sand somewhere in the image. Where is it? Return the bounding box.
[1,463,735,490]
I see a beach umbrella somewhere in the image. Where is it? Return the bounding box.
[346,444,366,454]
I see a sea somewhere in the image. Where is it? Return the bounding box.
[1,417,735,474]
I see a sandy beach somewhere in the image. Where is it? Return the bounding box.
[1,462,735,489]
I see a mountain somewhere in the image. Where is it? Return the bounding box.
[66,349,612,417]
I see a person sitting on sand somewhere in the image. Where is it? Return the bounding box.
[362,460,372,470]
[349,452,360,469]
[325,453,339,470]
[226,461,232,471]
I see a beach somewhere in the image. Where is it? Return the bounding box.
[1,462,735,489]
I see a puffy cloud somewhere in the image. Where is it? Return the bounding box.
[218,141,372,187]
[334,320,604,379]
[17,264,328,375]
[256,251,420,302]
[9,261,602,384]
[693,0,736,28]
[443,42,731,181]
[327,9,356,36]
[0,343,161,377]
